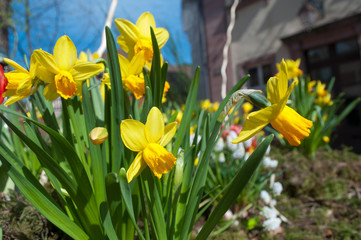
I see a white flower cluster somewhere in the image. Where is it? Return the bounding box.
[262,146,278,168]
[259,181,284,231]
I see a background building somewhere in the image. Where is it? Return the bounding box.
[182,0,361,151]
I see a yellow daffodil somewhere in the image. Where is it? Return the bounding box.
[307,80,316,93]
[3,55,48,105]
[232,60,313,146]
[115,12,169,63]
[242,102,253,115]
[277,58,303,79]
[121,107,177,182]
[33,35,103,101]
[201,99,211,110]
[316,81,328,97]
[78,51,100,63]
[323,136,330,143]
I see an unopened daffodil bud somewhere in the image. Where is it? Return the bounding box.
[323,136,330,143]
[89,127,108,145]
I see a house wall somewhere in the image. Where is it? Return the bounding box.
[230,0,304,84]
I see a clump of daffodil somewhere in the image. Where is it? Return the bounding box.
[232,59,313,146]
[115,12,169,63]
[121,107,177,182]
[33,35,103,101]
[2,55,47,105]
[314,81,332,106]
[77,51,100,63]
[307,79,316,93]
[277,58,303,80]
[200,99,219,112]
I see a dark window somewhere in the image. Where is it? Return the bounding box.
[336,38,359,56]
[262,64,273,84]
[247,67,259,87]
[307,46,329,63]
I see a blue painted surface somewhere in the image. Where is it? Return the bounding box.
[9,0,191,66]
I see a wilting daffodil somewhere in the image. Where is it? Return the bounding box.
[2,55,47,105]
[115,12,169,62]
[232,60,313,146]
[33,35,103,101]
[121,107,177,182]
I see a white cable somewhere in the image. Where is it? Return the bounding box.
[96,0,119,57]
[221,0,239,99]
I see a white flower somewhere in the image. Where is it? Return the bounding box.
[223,210,234,220]
[260,190,271,204]
[39,170,48,186]
[263,156,278,169]
[243,137,253,149]
[214,137,225,152]
[272,182,283,196]
[226,131,239,151]
[190,133,202,145]
[218,153,226,163]
[232,144,245,159]
[260,206,278,219]
[244,152,251,161]
[262,217,282,231]
[271,199,277,206]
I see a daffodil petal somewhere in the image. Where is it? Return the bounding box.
[4,58,28,73]
[71,62,103,82]
[155,28,169,48]
[118,54,130,77]
[145,107,164,143]
[53,36,77,70]
[36,65,55,83]
[159,122,177,146]
[231,106,276,144]
[16,77,32,95]
[129,51,145,75]
[121,119,148,151]
[4,72,30,89]
[117,36,130,53]
[78,51,88,62]
[274,80,297,115]
[43,83,59,101]
[267,59,288,103]
[136,12,156,37]
[126,152,147,183]
[33,49,59,74]
[29,54,38,77]
[4,95,27,106]
[115,19,140,44]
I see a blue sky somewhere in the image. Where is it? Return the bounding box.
[10,0,191,66]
